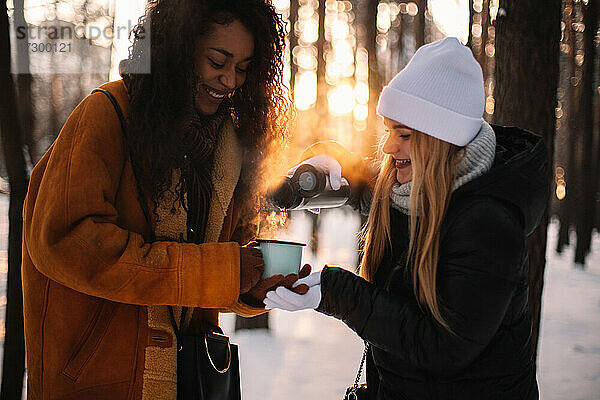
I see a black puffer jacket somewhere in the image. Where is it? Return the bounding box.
[317,125,548,400]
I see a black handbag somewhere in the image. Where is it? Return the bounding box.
[91,88,242,400]
[343,342,370,400]
[169,306,241,400]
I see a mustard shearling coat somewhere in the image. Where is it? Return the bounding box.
[22,81,265,399]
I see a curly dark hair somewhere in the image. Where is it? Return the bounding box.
[121,0,290,233]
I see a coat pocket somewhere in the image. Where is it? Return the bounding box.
[61,301,119,381]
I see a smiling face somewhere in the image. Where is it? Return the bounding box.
[382,117,419,184]
[193,19,254,115]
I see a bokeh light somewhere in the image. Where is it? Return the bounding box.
[328,83,355,115]
[295,71,317,111]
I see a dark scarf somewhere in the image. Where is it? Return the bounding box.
[178,105,229,244]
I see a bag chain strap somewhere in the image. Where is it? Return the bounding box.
[346,341,369,399]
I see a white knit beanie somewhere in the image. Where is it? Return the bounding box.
[376,37,485,146]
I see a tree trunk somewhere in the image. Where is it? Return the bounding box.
[493,0,561,366]
[555,203,570,252]
[309,210,320,254]
[316,0,326,81]
[414,0,426,48]
[468,0,491,86]
[289,0,298,93]
[555,146,574,253]
[477,0,490,82]
[594,76,600,233]
[235,313,269,331]
[467,0,474,48]
[574,0,598,264]
[356,0,381,157]
[556,0,577,254]
[13,0,36,167]
[315,0,328,137]
[396,14,405,73]
[0,5,28,400]
[556,132,576,254]
[568,1,586,260]
[365,0,381,93]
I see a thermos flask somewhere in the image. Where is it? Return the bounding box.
[268,163,351,211]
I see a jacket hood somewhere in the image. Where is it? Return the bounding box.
[452,124,549,236]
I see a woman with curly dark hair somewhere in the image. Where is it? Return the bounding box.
[22,1,300,398]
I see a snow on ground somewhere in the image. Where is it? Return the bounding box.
[220,208,600,400]
[537,221,600,400]
[0,197,598,399]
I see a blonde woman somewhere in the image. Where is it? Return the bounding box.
[265,37,547,399]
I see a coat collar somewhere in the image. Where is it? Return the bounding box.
[204,118,243,242]
[152,117,242,243]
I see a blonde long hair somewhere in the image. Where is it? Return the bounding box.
[360,131,463,331]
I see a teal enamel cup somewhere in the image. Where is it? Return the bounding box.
[252,239,306,278]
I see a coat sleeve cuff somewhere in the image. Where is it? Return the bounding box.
[315,265,340,316]
[223,299,269,318]
[180,242,240,307]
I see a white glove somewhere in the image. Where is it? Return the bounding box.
[286,155,343,190]
[264,271,322,311]
[293,270,321,288]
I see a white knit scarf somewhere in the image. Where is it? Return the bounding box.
[389,121,496,215]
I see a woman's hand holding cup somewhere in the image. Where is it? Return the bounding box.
[239,246,265,294]
[244,264,312,304]
[263,269,323,311]
[239,247,312,307]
